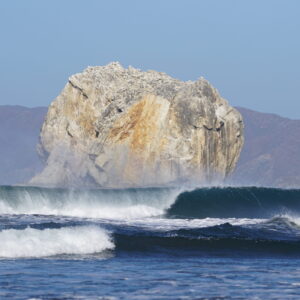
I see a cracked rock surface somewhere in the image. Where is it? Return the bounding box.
[31,62,244,187]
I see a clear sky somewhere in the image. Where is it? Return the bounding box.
[1,0,299,118]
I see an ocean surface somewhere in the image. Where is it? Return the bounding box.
[1,185,300,299]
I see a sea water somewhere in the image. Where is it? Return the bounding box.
[0,186,300,299]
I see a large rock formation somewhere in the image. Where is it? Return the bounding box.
[30,62,243,187]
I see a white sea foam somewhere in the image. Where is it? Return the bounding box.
[99,217,265,231]
[0,226,114,258]
[0,187,182,219]
[280,215,300,227]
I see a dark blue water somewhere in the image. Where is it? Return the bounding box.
[2,256,300,300]
[1,186,300,299]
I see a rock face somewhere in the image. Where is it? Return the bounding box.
[30,62,244,187]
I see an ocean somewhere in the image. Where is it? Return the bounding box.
[1,185,300,299]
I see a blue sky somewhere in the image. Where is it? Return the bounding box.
[1,0,299,118]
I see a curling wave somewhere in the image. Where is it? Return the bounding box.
[0,226,114,258]
[0,186,180,219]
[1,184,300,257]
[1,186,300,220]
[167,186,300,219]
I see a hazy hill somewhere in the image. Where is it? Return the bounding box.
[0,106,47,185]
[231,107,300,188]
[0,105,299,188]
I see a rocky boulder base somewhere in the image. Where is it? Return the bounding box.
[31,62,244,187]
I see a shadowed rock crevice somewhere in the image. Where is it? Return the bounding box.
[68,80,88,99]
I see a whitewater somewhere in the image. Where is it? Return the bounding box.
[1,185,300,299]
[1,185,300,258]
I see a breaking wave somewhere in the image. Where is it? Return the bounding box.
[167,186,300,218]
[0,226,114,258]
[1,186,300,220]
[0,186,180,219]
[1,185,300,258]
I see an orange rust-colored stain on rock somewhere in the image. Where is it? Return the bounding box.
[109,100,145,141]
[129,96,165,153]
[108,95,168,154]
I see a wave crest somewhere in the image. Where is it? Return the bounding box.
[167,186,300,218]
[0,226,114,258]
[1,186,300,220]
[0,186,181,219]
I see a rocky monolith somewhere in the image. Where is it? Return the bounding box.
[30,62,243,187]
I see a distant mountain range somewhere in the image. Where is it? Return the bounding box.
[230,107,300,188]
[0,106,47,185]
[0,105,299,188]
